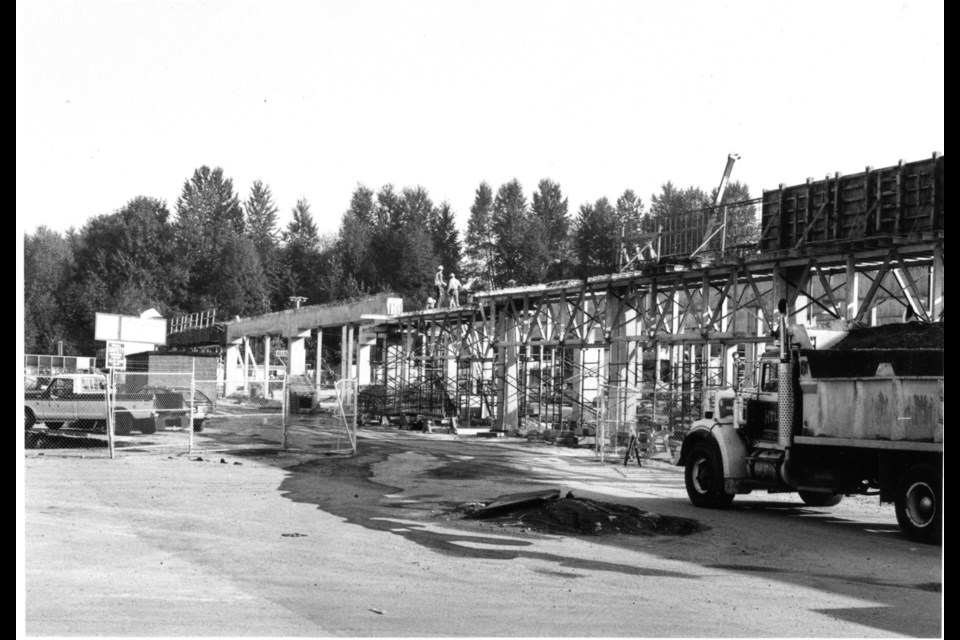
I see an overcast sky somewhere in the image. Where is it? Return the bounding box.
[17,0,944,240]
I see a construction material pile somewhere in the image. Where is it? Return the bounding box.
[832,322,944,350]
[458,489,704,537]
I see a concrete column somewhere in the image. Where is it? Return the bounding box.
[607,296,639,427]
[340,325,349,381]
[314,328,324,399]
[262,336,271,388]
[288,329,311,376]
[495,313,520,431]
[225,339,244,396]
[357,327,375,385]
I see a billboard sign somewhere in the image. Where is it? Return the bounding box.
[95,313,168,345]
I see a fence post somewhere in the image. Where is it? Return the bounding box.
[106,369,115,459]
[188,359,195,454]
[281,375,288,451]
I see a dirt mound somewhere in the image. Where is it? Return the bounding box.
[458,490,704,537]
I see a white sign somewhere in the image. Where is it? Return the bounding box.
[95,312,168,345]
[106,341,126,370]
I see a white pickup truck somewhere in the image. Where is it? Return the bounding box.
[24,373,188,435]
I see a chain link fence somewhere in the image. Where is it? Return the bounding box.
[593,385,683,464]
[594,355,728,464]
[24,371,113,455]
[25,366,359,457]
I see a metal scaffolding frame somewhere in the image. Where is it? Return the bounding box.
[370,236,942,435]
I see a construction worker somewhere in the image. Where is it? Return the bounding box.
[447,272,462,308]
[434,265,446,307]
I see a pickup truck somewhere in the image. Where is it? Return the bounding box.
[24,373,188,435]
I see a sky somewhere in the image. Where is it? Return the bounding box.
[16,0,945,242]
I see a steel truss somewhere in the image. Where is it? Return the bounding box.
[373,237,942,435]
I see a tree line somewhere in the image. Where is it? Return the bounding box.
[23,165,757,355]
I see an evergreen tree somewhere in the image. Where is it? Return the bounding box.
[244,180,280,256]
[573,197,619,277]
[244,180,283,308]
[280,198,322,302]
[429,201,462,276]
[337,184,376,289]
[491,179,539,286]
[174,166,246,308]
[709,180,758,249]
[649,182,711,256]
[531,178,570,280]
[465,181,495,285]
[615,189,646,268]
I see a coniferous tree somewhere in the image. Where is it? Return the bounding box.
[465,181,495,286]
[429,201,462,276]
[491,179,539,286]
[573,197,619,277]
[244,180,283,308]
[280,198,322,303]
[337,184,376,289]
[531,179,570,280]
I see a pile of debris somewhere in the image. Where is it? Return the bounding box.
[456,489,704,537]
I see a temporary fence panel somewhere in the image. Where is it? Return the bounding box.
[334,379,358,454]
[186,378,287,454]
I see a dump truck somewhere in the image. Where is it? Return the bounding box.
[677,303,943,543]
[24,373,188,435]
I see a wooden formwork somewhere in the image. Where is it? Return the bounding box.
[761,154,943,252]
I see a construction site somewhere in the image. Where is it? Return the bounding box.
[150,153,944,459]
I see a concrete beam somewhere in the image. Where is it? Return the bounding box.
[225,295,402,341]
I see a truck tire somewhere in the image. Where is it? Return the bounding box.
[192,419,205,433]
[799,491,843,507]
[138,419,157,435]
[895,465,941,544]
[685,441,734,508]
[115,413,134,436]
[25,409,36,430]
[45,422,64,431]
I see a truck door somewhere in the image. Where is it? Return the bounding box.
[43,378,78,423]
[744,361,780,441]
[74,376,108,421]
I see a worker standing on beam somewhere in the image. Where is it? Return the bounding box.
[434,265,447,308]
[447,272,462,308]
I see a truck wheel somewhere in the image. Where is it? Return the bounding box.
[114,413,133,435]
[799,491,843,507]
[895,465,941,544]
[685,441,733,508]
[138,419,157,435]
[192,419,205,433]
[45,422,64,431]
[25,409,36,430]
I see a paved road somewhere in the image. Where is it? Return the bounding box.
[21,425,942,637]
